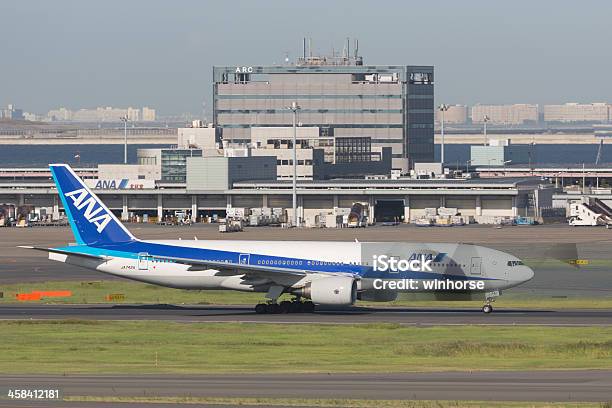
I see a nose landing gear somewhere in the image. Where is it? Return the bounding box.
[482,290,500,314]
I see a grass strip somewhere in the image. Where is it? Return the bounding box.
[0,321,611,374]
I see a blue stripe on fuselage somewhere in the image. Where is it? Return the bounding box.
[55,240,499,281]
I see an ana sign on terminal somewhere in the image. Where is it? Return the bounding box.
[84,179,155,190]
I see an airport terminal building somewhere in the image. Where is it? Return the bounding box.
[0,166,552,225]
[213,47,434,171]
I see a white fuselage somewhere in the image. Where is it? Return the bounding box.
[50,240,534,296]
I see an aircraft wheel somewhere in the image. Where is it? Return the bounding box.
[279,301,292,314]
[267,303,281,314]
[482,304,493,314]
[255,303,267,314]
[303,301,316,313]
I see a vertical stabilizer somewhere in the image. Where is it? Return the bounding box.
[49,164,136,245]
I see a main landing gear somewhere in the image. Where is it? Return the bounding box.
[255,300,316,314]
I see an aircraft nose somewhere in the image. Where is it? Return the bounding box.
[520,265,535,283]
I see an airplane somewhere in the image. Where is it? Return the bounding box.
[20,164,534,314]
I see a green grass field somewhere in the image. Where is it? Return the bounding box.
[1,321,611,374]
[2,279,612,309]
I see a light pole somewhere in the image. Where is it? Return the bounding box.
[288,102,300,227]
[120,115,128,164]
[438,104,449,165]
[465,159,472,173]
[582,162,586,195]
[483,115,490,146]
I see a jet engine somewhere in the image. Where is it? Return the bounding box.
[296,276,357,305]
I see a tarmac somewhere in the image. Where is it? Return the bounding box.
[1,371,611,404]
[1,304,612,326]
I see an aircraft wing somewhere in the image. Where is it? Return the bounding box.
[154,254,356,286]
[19,245,356,287]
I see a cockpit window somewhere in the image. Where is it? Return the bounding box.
[507,260,524,266]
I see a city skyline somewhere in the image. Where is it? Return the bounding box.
[6,101,612,126]
[2,0,612,116]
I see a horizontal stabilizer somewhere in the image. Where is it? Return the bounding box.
[17,246,109,260]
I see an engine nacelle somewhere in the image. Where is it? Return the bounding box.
[297,276,357,306]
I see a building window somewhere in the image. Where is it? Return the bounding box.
[138,157,157,165]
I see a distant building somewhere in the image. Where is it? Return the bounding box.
[0,104,24,120]
[142,107,156,121]
[213,40,434,171]
[23,112,41,121]
[46,107,73,121]
[436,104,467,124]
[543,103,610,123]
[471,104,538,125]
[143,124,391,183]
[248,126,391,180]
[127,107,140,122]
[249,127,323,180]
[137,147,202,183]
[186,156,277,191]
[177,123,220,151]
[45,106,156,122]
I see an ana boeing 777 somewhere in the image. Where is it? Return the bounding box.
[20,164,534,314]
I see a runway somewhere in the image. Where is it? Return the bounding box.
[1,304,612,326]
[1,371,612,403]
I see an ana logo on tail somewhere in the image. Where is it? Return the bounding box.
[64,188,112,233]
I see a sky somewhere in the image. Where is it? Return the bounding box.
[1,0,611,116]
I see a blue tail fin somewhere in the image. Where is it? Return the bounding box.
[50,164,136,246]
